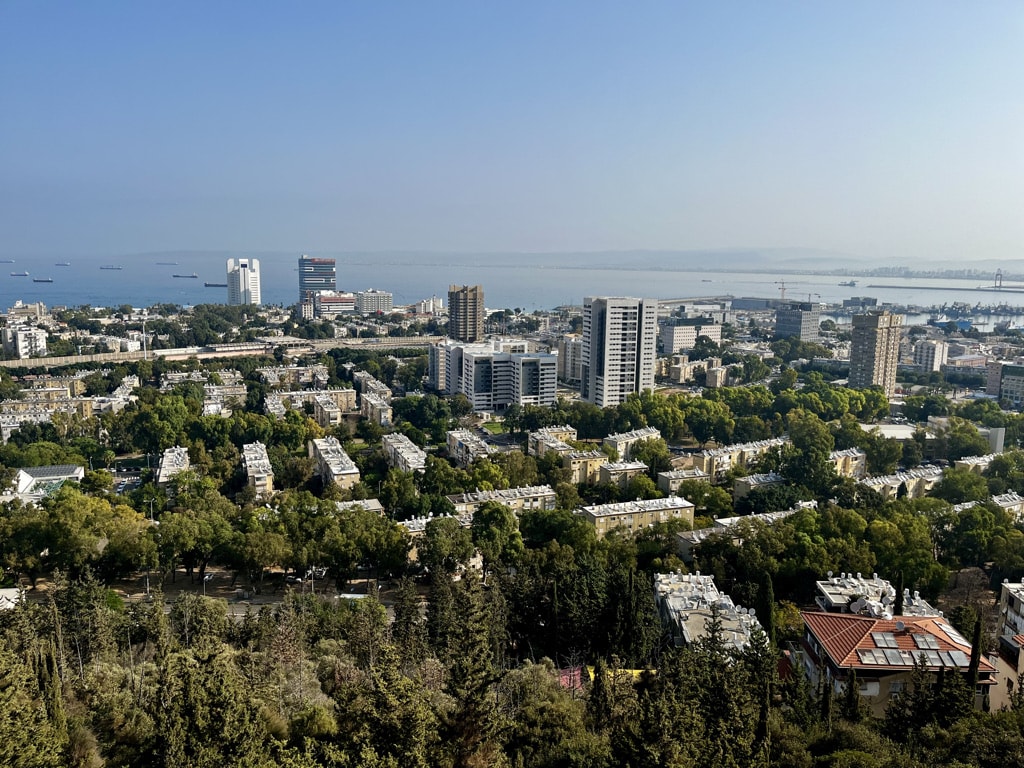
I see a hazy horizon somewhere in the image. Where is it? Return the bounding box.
[2,3,1022,262]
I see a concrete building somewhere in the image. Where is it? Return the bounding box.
[849,310,903,397]
[308,437,360,489]
[557,333,584,384]
[603,426,661,460]
[576,496,694,538]
[156,446,191,486]
[659,320,723,354]
[814,572,939,617]
[435,339,556,411]
[599,460,648,489]
[448,284,485,343]
[657,468,710,494]
[859,466,944,500]
[446,429,494,467]
[954,454,997,474]
[998,581,1024,674]
[227,258,261,306]
[733,472,784,501]
[447,485,557,515]
[796,612,995,717]
[683,437,789,477]
[654,572,762,652]
[913,339,948,372]
[562,450,608,484]
[2,325,47,359]
[360,392,393,426]
[298,254,336,303]
[667,354,722,385]
[581,296,659,408]
[415,295,444,315]
[527,425,577,457]
[313,393,346,429]
[774,302,821,342]
[382,433,427,473]
[829,448,868,479]
[242,442,274,496]
[987,361,1024,407]
[313,291,356,317]
[355,289,394,314]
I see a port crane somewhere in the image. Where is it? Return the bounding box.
[774,280,787,300]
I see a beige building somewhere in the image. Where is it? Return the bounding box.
[603,426,661,461]
[849,310,903,398]
[361,392,393,426]
[684,437,789,478]
[859,466,943,500]
[448,284,485,343]
[527,425,577,457]
[657,468,710,494]
[242,442,274,496]
[447,484,557,516]
[563,450,608,484]
[599,461,648,489]
[576,496,694,538]
[382,433,427,473]
[446,429,494,467]
[308,437,360,489]
[829,448,867,479]
[733,472,784,501]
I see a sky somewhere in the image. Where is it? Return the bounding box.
[1,2,1022,262]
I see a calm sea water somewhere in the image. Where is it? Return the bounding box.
[1,251,1021,315]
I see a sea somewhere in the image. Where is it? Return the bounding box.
[2,251,1024,322]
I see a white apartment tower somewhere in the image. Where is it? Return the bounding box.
[581,296,659,408]
[227,258,262,306]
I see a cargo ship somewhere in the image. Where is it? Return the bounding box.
[205,282,228,288]
[32,278,53,283]
[10,271,28,277]
[100,265,123,270]
[55,262,71,266]
[173,273,199,279]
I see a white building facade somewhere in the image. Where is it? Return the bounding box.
[581,296,658,407]
[227,258,262,306]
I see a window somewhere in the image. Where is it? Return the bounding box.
[889,680,905,699]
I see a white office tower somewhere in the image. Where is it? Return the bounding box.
[581,296,658,407]
[227,258,262,306]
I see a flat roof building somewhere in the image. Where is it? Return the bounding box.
[156,446,191,485]
[382,433,428,473]
[654,572,762,652]
[308,437,360,489]
[581,296,659,408]
[577,496,694,539]
[242,442,274,496]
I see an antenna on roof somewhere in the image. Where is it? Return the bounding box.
[895,620,906,632]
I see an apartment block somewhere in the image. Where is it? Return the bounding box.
[660,320,723,353]
[576,496,694,538]
[829,448,867,478]
[603,426,661,460]
[557,333,584,384]
[912,340,948,372]
[814,571,939,617]
[733,472,784,501]
[2,325,47,359]
[361,392,393,426]
[562,450,607,484]
[774,302,821,342]
[382,433,428,473]
[581,296,659,408]
[599,461,648,489]
[683,437,789,477]
[448,284,485,343]
[446,429,494,467]
[308,437,360,489]
[355,289,394,314]
[156,446,191,486]
[435,339,556,411]
[527,425,577,457]
[849,310,903,397]
[655,572,762,652]
[242,442,274,496]
[859,466,943,500]
[657,468,710,494]
[447,485,557,515]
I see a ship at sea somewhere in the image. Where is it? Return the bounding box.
[839,280,858,287]
[156,261,178,265]
[0,259,14,264]
[100,265,123,270]
[33,277,53,283]
[55,262,71,266]
[205,282,228,288]
[10,271,29,277]
[173,273,199,279]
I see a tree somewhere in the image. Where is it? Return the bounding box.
[932,467,990,505]
[471,501,523,569]
[628,437,673,479]
[419,516,473,576]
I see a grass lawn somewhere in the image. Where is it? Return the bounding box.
[481,421,506,434]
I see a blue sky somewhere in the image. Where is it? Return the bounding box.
[1,2,1021,261]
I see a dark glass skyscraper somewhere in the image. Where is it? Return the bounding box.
[298,254,336,303]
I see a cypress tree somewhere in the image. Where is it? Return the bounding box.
[842,667,861,723]
[967,616,982,695]
[893,571,904,617]
[760,574,776,649]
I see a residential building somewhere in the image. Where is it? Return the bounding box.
[992,491,1024,521]
[156,446,191,485]
[599,461,648,489]
[298,254,336,303]
[660,320,723,353]
[674,506,807,562]
[446,429,494,467]
[2,325,47,359]
[667,354,721,385]
[849,310,903,397]
[654,572,762,652]
[527,425,577,457]
[774,302,821,342]
[657,468,710,494]
[313,291,355,318]
[603,426,661,460]
[683,438,789,477]
[705,366,729,388]
[912,340,948,372]
[987,361,1024,407]
[242,442,274,496]
[796,612,995,717]
[448,284,485,343]
[415,295,444,315]
[829,448,868,478]
[361,392,393,426]
[954,454,997,474]
[998,581,1024,674]
[447,485,557,515]
[435,339,556,411]
[355,289,393,314]
[562,450,607,484]
[353,371,392,401]
[859,466,943,500]
[382,433,427,473]
[733,472,784,501]
[226,258,262,305]
[308,437,360,489]
[581,296,659,407]
[558,333,584,384]
[814,572,939,617]
[576,496,694,538]
[313,393,345,429]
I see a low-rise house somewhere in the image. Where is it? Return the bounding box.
[308,437,360,489]
[733,472,784,501]
[654,572,762,652]
[577,496,694,539]
[382,433,427,473]
[9,464,85,501]
[993,491,1024,521]
[998,581,1024,674]
[683,438,789,477]
[242,442,274,497]
[603,426,661,460]
[447,485,557,516]
[796,611,996,717]
[954,454,997,474]
[599,461,648,489]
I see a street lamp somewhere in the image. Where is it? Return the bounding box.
[144,498,155,522]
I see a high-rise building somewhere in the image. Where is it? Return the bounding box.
[774,302,820,342]
[226,258,262,305]
[581,296,659,408]
[912,340,948,372]
[298,255,336,304]
[355,289,394,314]
[448,284,485,342]
[849,310,903,397]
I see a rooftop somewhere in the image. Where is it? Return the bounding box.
[580,495,694,518]
[655,572,762,652]
[815,571,940,618]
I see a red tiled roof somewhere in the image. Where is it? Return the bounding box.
[802,612,995,674]
[1013,633,1024,648]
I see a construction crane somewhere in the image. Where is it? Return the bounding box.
[807,292,821,304]
[774,280,787,300]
